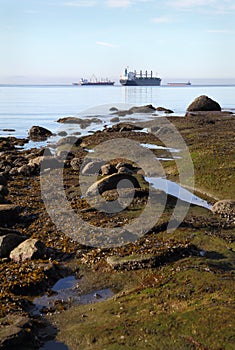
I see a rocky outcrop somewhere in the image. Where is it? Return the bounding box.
[156,107,174,114]
[57,117,102,129]
[28,126,53,141]
[112,104,156,116]
[10,238,46,262]
[186,95,221,112]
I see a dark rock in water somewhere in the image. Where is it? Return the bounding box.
[2,129,15,132]
[28,126,53,141]
[156,106,174,114]
[110,117,120,123]
[0,204,21,224]
[129,104,156,113]
[186,95,221,112]
[109,107,119,112]
[112,104,156,116]
[86,173,141,196]
[0,234,26,258]
[10,238,46,262]
[57,116,102,129]
[57,131,68,136]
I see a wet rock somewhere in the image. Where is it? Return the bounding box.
[0,204,21,224]
[28,126,53,141]
[0,314,32,349]
[10,238,46,262]
[57,117,102,129]
[57,130,68,136]
[70,157,81,171]
[112,104,156,116]
[0,234,26,258]
[100,164,117,176]
[2,128,16,132]
[156,106,174,114]
[109,107,119,112]
[129,104,156,113]
[110,117,120,123]
[86,173,141,196]
[81,160,105,175]
[186,95,221,112]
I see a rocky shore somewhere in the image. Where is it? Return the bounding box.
[0,95,234,349]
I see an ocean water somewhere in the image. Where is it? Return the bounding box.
[0,84,234,140]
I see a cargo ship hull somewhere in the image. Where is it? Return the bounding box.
[120,78,161,86]
[120,68,161,86]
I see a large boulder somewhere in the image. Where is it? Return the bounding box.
[10,238,46,262]
[0,234,26,258]
[86,173,141,196]
[187,95,221,112]
[28,126,53,141]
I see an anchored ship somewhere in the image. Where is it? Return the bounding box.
[167,81,191,86]
[120,68,161,86]
[73,74,114,86]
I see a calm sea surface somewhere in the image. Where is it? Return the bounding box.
[0,84,234,140]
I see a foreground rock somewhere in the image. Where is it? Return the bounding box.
[10,238,46,262]
[86,173,141,196]
[186,95,221,112]
[28,126,53,141]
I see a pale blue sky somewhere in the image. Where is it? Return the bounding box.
[1,0,235,83]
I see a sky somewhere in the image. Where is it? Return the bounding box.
[1,0,235,84]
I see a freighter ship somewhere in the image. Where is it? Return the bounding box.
[73,74,114,86]
[120,68,161,86]
[167,81,191,86]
